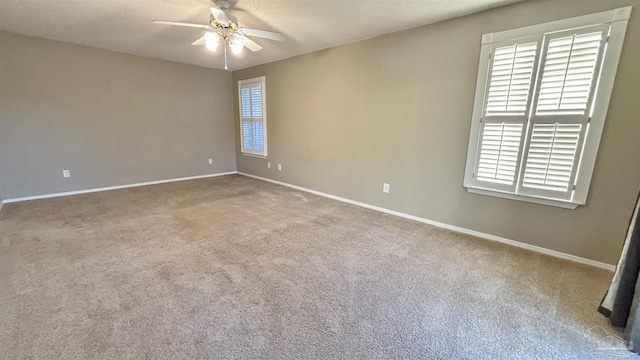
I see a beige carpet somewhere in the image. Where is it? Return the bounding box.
[0,175,632,359]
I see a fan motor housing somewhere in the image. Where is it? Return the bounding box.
[216,0,231,10]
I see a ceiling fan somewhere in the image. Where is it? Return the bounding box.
[153,0,285,69]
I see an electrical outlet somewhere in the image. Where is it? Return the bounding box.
[208,158,213,164]
[278,164,282,171]
[267,162,271,169]
[383,183,390,193]
[63,170,70,178]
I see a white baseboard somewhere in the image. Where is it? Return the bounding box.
[238,172,615,272]
[3,171,238,204]
[0,199,3,214]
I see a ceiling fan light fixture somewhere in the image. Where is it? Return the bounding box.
[229,35,244,55]
[204,32,220,52]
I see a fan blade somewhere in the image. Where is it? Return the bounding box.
[209,7,227,22]
[241,28,285,42]
[152,20,211,30]
[191,35,207,46]
[210,7,238,25]
[242,36,262,52]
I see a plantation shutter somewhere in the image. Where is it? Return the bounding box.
[240,86,253,151]
[472,38,541,192]
[239,79,266,156]
[518,25,608,200]
[250,84,264,152]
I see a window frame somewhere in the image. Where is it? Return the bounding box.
[463,6,632,209]
[238,76,268,158]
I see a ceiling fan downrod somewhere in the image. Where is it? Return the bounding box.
[216,0,231,11]
[224,42,228,70]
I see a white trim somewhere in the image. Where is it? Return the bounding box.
[467,186,578,209]
[241,153,267,159]
[3,172,238,203]
[238,172,614,271]
[238,76,266,86]
[489,6,631,43]
[463,37,492,189]
[572,15,631,205]
[0,199,3,214]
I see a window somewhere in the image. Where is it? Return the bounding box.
[464,7,632,209]
[239,76,267,157]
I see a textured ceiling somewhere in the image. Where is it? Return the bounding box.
[0,0,522,71]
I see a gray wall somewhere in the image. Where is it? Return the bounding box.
[0,152,3,205]
[0,31,236,199]
[232,0,640,265]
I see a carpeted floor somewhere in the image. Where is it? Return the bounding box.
[0,174,633,359]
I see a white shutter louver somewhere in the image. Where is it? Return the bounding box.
[241,87,251,119]
[253,122,263,151]
[522,123,582,192]
[241,86,253,151]
[251,85,263,118]
[519,25,607,200]
[472,39,539,191]
[536,32,604,116]
[242,121,253,150]
[477,123,524,185]
[485,42,538,116]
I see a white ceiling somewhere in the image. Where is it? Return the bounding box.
[0,0,521,71]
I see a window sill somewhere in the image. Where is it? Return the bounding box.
[241,152,267,159]
[466,187,579,209]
